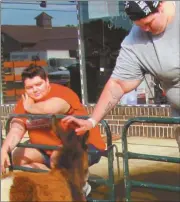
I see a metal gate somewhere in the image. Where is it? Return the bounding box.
[117,117,180,202]
[5,114,117,202]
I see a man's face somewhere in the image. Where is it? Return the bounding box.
[24,76,50,101]
[134,3,168,35]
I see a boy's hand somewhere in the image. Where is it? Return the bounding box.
[1,150,10,174]
[22,93,34,112]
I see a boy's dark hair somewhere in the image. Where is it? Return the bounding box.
[21,64,47,84]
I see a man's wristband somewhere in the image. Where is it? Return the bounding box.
[88,118,97,128]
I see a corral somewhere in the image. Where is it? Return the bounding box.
[1,105,180,202]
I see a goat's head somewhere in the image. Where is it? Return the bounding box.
[51,117,89,198]
[54,132,88,187]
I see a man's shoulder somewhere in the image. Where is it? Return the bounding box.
[122,25,149,46]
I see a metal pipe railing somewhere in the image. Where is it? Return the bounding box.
[119,117,180,202]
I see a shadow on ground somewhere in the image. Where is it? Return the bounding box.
[90,163,180,202]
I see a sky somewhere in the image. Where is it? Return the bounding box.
[1,1,132,30]
[1,1,78,26]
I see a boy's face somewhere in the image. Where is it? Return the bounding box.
[24,76,50,101]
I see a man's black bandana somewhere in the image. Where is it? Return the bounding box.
[124,1,161,21]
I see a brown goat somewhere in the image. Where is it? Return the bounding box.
[1,121,89,202]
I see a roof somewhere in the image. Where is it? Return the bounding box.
[28,38,78,51]
[35,12,53,19]
[2,25,78,44]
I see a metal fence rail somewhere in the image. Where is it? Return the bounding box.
[5,113,117,202]
[117,117,180,202]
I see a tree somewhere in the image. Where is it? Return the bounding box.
[65,24,76,27]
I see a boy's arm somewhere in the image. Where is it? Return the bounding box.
[23,96,70,114]
[1,120,26,153]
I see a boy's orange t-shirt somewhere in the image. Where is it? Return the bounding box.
[13,83,106,154]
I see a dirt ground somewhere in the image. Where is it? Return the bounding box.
[1,134,180,202]
[89,137,180,202]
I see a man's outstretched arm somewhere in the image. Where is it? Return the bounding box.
[90,77,141,123]
[62,78,141,133]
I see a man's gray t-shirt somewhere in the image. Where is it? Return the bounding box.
[111,2,180,115]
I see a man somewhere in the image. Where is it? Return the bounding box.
[1,64,106,196]
[62,1,180,150]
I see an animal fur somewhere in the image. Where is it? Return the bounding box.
[1,120,89,202]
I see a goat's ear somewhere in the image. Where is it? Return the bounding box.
[79,131,89,151]
[51,116,70,145]
[51,116,89,150]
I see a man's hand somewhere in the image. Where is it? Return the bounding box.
[62,116,93,135]
[1,150,10,174]
[22,93,34,112]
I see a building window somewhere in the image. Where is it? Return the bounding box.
[78,1,132,104]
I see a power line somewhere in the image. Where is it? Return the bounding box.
[1,7,76,12]
[1,1,76,6]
